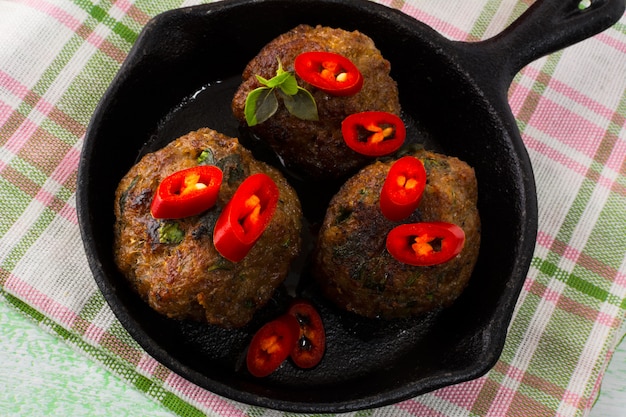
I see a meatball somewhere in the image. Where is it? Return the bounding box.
[313,149,480,319]
[232,24,401,180]
[113,128,302,328]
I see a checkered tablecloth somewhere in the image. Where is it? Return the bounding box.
[1,0,625,416]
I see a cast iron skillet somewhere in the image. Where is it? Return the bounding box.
[77,0,625,412]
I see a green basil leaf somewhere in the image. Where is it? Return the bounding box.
[263,71,292,88]
[255,74,270,86]
[245,87,265,126]
[276,58,287,76]
[245,87,279,126]
[254,88,279,125]
[245,58,318,125]
[278,73,299,96]
[281,87,319,121]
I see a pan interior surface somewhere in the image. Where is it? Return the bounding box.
[78,0,536,412]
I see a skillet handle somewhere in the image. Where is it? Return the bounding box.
[462,0,625,84]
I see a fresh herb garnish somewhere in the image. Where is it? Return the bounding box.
[215,153,246,186]
[197,148,214,165]
[158,221,185,245]
[244,59,318,126]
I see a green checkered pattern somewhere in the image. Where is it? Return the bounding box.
[1,0,625,416]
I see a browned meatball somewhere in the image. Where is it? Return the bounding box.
[232,24,401,180]
[113,128,302,328]
[313,149,480,319]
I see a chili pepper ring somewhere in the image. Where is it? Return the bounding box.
[380,156,427,221]
[342,111,406,157]
[386,222,466,267]
[150,165,223,219]
[213,173,280,262]
[294,51,363,96]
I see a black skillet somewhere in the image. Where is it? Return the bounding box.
[77,0,625,412]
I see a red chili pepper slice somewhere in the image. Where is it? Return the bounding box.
[213,173,279,262]
[380,156,427,221]
[150,165,223,219]
[386,222,465,266]
[341,111,406,157]
[246,314,300,378]
[294,51,363,96]
[287,299,325,369]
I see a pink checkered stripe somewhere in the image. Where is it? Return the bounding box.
[1,0,626,416]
